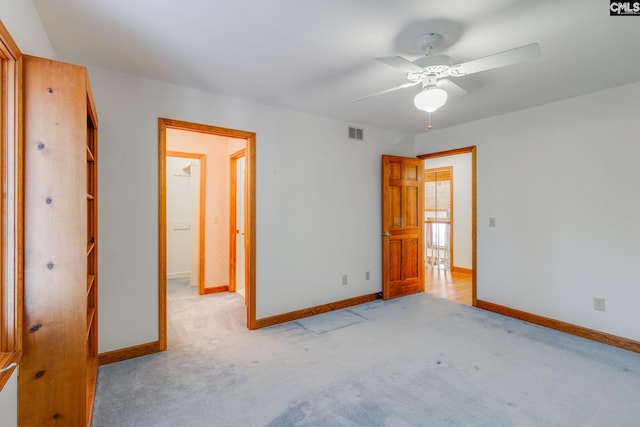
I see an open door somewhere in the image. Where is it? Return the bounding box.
[382,155,424,299]
[229,149,246,302]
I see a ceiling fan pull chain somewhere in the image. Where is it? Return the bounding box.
[427,112,433,130]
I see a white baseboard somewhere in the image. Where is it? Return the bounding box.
[167,271,190,279]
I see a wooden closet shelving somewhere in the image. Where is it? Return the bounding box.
[20,55,99,426]
[86,75,99,424]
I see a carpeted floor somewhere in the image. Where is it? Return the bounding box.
[92,283,639,426]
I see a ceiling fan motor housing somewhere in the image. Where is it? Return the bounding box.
[416,32,443,52]
[412,55,452,75]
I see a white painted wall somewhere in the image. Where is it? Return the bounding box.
[423,153,472,269]
[166,156,195,279]
[0,370,17,427]
[414,82,640,342]
[0,0,55,58]
[91,65,413,352]
[0,3,55,425]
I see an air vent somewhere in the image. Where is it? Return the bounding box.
[348,126,364,141]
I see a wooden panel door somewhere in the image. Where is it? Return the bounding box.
[382,155,424,299]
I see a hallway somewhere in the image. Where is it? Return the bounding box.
[424,267,472,305]
[167,278,246,349]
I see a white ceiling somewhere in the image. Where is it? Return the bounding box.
[33,0,640,135]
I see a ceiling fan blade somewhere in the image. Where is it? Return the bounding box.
[353,80,421,102]
[449,43,541,76]
[437,79,467,96]
[375,56,425,74]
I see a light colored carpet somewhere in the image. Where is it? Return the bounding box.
[92,282,639,426]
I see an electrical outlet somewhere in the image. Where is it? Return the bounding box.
[593,297,606,312]
[489,217,496,228]
[365,271,370,280]
[342,274,348,286]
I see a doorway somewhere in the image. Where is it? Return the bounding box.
[229,149,246,300]
[158,118,257,351]
[166,152,205,293]
[419,147,476,306]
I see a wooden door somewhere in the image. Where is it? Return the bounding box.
[382,155,424,299]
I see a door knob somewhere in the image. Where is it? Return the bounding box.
[381,232,391,237]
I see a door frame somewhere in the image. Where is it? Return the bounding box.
[165,151,206,295]
[228,148,245,298]
[418,146,477,306]
[158,118,257,351]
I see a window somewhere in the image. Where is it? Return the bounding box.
[0,21,22,390]
[424,166,453,270]
[428,222,450,248]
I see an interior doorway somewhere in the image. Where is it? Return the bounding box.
[166,152,205,293]
[424,166,453,271]
[158,118,257,351]
[419,147,476,306]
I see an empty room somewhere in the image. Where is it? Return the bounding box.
[1,1,639,426]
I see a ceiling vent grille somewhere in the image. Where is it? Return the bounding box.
[348,126,363,141]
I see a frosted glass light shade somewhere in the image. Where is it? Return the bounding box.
[414,87,448,112]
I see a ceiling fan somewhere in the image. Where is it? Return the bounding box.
[356,32,541,117]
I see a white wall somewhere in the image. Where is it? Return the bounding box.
[0,0,55,58]
[166,156,194,278]
[423,153,472,269]
[0,370,17,427]
[414,82,640,342]
[91,65,413,352]
[0,2,54,425]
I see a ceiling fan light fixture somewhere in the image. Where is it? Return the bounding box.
[414,87,448,113]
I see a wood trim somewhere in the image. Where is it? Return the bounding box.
[476,300,640,353]
[86,77,98,128]
[165,150,206,295]
[229,152,235,293]
[159,118,258,347]
[0,21,22,393]
[158,120,168,351]
[254,293,380,329]
[0,21,21,57]
[160,118,253,139]
[98,341,162,366]
[0,352,19,390]
[417,146,476,306]
[203,285,229,294]
[418,146,476,159]
[246,134,256,329]
[451,266,473,275]
[471,148,477,306]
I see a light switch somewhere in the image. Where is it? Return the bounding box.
[489,217,496,228]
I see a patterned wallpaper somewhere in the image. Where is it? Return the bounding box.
[167,128,245,288]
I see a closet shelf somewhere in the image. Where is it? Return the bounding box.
[86,308,96,336]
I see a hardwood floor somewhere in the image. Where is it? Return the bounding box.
[425,266,473,305]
